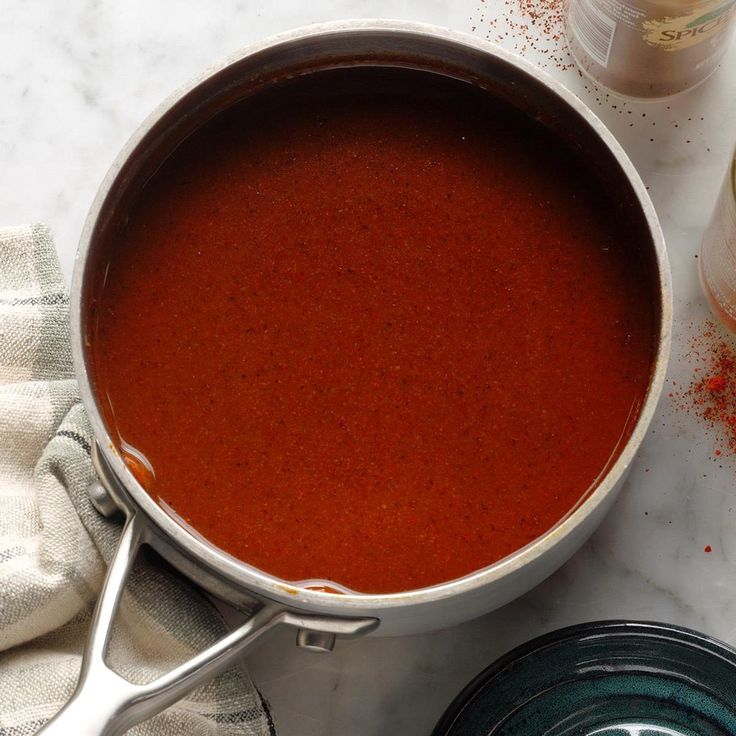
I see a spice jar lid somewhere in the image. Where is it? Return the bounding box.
[431,620,736,735]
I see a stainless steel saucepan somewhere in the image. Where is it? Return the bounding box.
[40,19,672,736]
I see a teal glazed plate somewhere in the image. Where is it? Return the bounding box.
[432,621,736,736]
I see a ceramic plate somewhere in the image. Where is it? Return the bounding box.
[432,621,736,735]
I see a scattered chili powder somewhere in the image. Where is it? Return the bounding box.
[707,375,727,393]
[672,320,736,455]
[470,1,713,148]
[471,0,575,71]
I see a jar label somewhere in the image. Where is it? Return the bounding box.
[643,0,736,51]
[568,0,619,67]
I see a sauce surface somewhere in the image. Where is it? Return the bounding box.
[92,67,656,593]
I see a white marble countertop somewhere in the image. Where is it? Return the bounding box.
[3,2,736,734]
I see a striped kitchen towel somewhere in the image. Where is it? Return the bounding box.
[0,224,276,735]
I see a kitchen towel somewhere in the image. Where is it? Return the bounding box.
[0,224,276,735]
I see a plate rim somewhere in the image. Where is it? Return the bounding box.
[431,619,736,736]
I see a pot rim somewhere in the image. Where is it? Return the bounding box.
[71,18,673,612]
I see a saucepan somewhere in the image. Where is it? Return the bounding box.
[41,19,671,736]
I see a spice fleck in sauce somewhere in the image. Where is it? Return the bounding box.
[92,67,656,593]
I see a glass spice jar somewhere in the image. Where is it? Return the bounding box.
[701,147,736,332]
[565,0,736,98]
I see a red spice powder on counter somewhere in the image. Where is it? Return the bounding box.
[706,375,727,393]
[674,321,736,455]
[472,0,574,71]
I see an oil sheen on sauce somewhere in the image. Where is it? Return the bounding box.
[92,67,656,594]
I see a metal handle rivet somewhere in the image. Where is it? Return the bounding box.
[296,629,336,652]
[88,480,119,518]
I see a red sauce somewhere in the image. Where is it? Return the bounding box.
[91,67,656,593]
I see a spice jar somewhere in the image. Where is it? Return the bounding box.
[701,147,736,332]
[566,0,736,98]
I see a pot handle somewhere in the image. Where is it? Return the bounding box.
[37,514,378,736]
